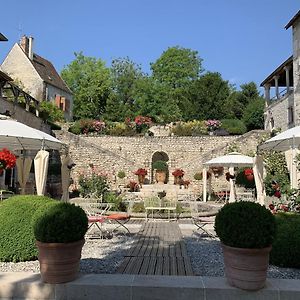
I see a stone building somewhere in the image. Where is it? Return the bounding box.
[1,35,73,121]
[261,10,300,132]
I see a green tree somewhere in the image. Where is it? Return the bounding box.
[104,57,143,121]
[243,98,265,130]
[223,82,263,120]
[150,46,203,89]
[186,72,231,120]
[134,77,182,123]
[61,52,111,120]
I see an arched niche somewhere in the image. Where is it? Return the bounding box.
[151,151,169,183]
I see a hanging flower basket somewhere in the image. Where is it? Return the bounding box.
[211,166,224,177]
[244,169,254,182]
[0,148,16,175]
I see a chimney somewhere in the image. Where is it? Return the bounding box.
[28,36,34,60]
[20,35,29,55]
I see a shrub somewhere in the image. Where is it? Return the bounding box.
[103,192,127,212]
[131,202,145,213]
[69,121,81,135]
[270,213,300,268]
[78,171,109,198]
[214,202,276,248]
[153,160,168,172]
[221,119,247,135]
[0,195,55,262]
[171,120,207,136]
[117,170,126,179]
[106,122,135,136]
[33,202,88,243]
[194,172,202,180]
[39,101,64,122]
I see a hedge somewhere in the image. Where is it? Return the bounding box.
[0,195,56,262]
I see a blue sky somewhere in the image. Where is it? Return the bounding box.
[0,0,299,91]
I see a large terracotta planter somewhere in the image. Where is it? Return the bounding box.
[36,239,85,284]
[222,243,271,291]
[155,170,166,184]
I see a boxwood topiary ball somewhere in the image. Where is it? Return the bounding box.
[33,202,88,243]
[214,201,276,249]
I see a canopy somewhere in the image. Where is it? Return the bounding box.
[0,119,64,151]
[202,152,255,203]
[203,152,254,167]
[258,126,300,152]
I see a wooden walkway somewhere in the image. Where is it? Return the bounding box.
[116,222,193,276]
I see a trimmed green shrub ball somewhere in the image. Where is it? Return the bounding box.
[0,195,56,262]
[33,202,88,243]
[214,202,276,249]
[270,213,300,268]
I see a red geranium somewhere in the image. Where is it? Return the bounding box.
[244,168,253,176]
[172,169,185,177]
[0,148,16,171]
[134,168,147,176]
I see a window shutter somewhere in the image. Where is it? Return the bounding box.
[55,95,61,108]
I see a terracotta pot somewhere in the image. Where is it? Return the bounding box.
[155,170,166,184]
[221,243,271,291]
[36,239,85,284]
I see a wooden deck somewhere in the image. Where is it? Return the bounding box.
[116,222,193,276]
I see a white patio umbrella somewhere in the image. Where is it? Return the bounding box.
[34,150,49,196]
[16,157,32,194]
[203,152,254,202]
[0,119,64,151]
[258,126,300,189]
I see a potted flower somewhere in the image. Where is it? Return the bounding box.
[0,148,16,175]
[205,119,222,135]
[134,168,148,185]
[211,166,224,177]
[32,202,88,284]
[152,160,168,184]
[214,202,276,291]
[172,168,184,185]
[244,168,254,181]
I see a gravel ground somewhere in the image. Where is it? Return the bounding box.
[0,234,136,274]
[183,231,300,280]
[0,223,299,280]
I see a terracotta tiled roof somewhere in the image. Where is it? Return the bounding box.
[31,52,72,94]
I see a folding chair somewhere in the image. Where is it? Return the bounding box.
[190,201,217,238]
[80,202,112,239]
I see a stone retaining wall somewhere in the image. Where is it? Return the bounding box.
[55,130,266,194]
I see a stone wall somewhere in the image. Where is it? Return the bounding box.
[55,130,266,193]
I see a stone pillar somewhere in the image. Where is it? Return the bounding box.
[263,83,271,108]
[273,75,280,99]
[284,66,291,92]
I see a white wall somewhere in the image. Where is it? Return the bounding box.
[1,44,43,100]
